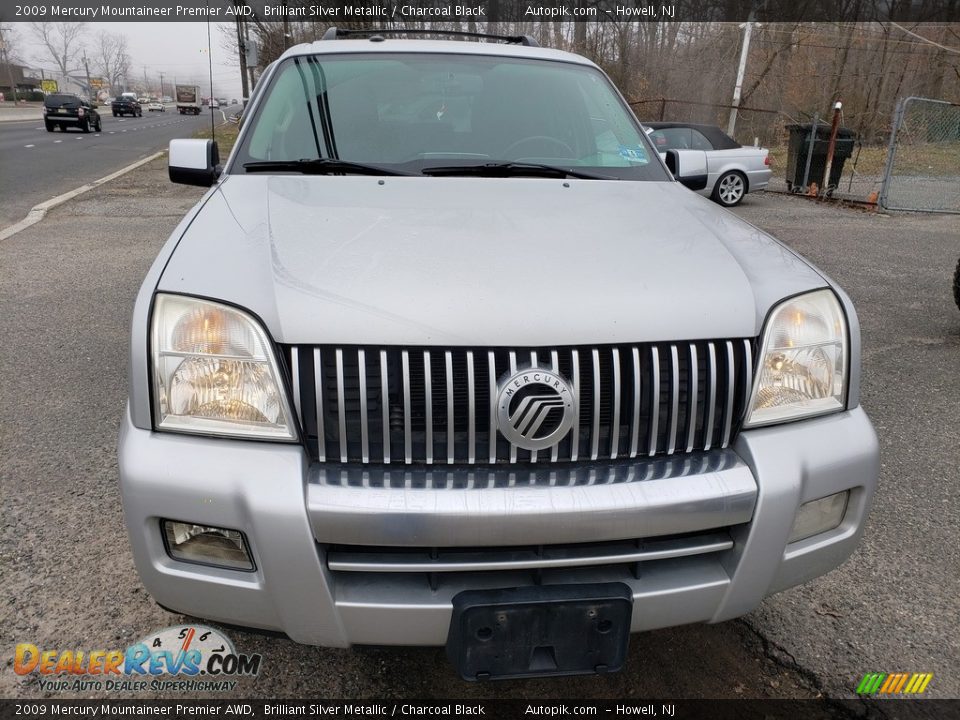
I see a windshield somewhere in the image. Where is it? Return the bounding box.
[232,53,667,180]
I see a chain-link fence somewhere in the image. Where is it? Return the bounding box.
[880,97,960,214]
[628,98,785,148]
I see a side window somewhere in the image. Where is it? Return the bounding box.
[649,128,692,151]
[690,129,714,150]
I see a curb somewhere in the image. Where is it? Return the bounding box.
[0,150,166,242]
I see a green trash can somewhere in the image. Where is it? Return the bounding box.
[785,123,856,192]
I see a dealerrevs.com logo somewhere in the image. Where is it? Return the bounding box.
[14,625,262,693]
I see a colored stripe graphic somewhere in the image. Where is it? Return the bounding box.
[857,672,933,695]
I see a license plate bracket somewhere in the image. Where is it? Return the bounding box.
[446,583,632,681]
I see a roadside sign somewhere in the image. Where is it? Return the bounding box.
[41,79,58,93]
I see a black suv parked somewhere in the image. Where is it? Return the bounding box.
[43,94,102,133]
[112,96,142,118]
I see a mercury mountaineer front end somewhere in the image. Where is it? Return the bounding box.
[119,33,878,680]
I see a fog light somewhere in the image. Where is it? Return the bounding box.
[162,520,254,571]
[788,491,849,543]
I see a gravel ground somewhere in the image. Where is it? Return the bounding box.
[1,164,958,702]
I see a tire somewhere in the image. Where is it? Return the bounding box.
[953,257,960,312]
[95,118,102,132]
[137,109,142,117]
[113,111,118,117]
[82,119,91,133]
[712,171,748,207]
[45,121,54,132]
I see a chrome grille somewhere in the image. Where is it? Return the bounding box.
[285,340,754,465]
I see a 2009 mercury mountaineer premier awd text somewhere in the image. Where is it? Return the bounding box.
[119,27,879,681]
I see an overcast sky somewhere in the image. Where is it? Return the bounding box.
[21,22,245,99]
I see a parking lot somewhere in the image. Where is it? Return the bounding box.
[1,159,957,702]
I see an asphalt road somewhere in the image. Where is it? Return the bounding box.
[0,107,234,229]
[0,164,958,707]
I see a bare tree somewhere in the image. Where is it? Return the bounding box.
[0,22,22,63]
[94,30,130,95]
[0,22,22,101]
[30,21,86,79]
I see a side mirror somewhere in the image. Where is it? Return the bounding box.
[664,149,708,191]
[169,139,221,187]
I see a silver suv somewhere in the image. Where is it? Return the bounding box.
[120,29,879,681]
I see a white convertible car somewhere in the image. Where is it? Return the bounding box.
[645,122,772,206]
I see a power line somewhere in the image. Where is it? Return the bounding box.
[888,21,960,55]
[752,37,956,57]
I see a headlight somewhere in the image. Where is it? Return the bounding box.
[744,289,848,427]
[151,294,296,440]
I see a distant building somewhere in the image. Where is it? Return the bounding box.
[0,62,42,98]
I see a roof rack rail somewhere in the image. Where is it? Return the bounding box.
[320,26,540,47]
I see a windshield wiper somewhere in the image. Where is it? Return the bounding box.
[421,162,616,180]
[243,159,410,177]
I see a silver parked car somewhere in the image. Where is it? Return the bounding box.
[645,122,772,206]
[120,29,878,681]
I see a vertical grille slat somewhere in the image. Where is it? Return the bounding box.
[290,347,302,423]
[508,351,518,465]
[313,348,326,462]
[550,350,560,463]
[445,351,455,464]
[335,349,348,463]
[648,346,661,457]
[358,349,369,463]
[667,345,680,455]
[704,343,717,452]
[488,351,497,464]
[466,351,476,464]
[529,351,539,464]
[610,348,621,460]
[629,347,641,458]
[402,350,412,464]
[423,350,433,465]
[686,344,699,453]
[722,341,736,448]
[590,349,601,461]
[570,350,581,462]
[380,350,390,464]
[290,339,752,467]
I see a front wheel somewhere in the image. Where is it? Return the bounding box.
[712,171,747,207]
[953,257,960,311]
[81,119,91,133]
[45,121,54,132]
[95,118,102,132]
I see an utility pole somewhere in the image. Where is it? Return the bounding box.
[143,65,148,93]
[727,13,755,138]
[235,12,249,102]
[82,52,93,99]
[158,71,165,98]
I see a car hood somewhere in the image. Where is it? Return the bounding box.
[158,176,826,346]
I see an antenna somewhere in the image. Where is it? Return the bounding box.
[206,7,215,140]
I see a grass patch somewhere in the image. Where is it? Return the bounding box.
[194,119,240,155]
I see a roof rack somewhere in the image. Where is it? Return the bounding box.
[320,27,540,47]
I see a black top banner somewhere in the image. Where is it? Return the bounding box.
[3,0,960,23]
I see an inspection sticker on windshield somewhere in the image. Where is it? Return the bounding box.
[618,145,648,163]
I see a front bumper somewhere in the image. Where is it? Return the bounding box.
[118,405,878,648]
